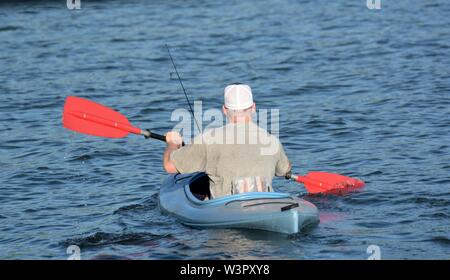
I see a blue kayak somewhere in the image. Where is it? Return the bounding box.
[158,172,319,234]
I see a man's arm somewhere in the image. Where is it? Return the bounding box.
[275,142,292,176]
[163,131,183,173]
[163,146,179,173]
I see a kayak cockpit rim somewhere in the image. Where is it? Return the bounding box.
[185,186,294,206]
[175,172,295,206]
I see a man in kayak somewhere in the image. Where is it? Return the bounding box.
[163,83,291,199]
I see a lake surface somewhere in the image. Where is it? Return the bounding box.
[0,0,449,259]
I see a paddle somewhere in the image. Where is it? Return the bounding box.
[62,96,364,195]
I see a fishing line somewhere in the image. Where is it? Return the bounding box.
[165,45,202,133]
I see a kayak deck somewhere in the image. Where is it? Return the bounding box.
[159,172,319,234]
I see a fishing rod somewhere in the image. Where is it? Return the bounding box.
[165,45,202,133]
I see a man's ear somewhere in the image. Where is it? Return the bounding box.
[252,103,256,113]
[222,105,228,116]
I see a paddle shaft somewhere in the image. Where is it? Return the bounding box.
[143,130,167,142]
[144,130,185,146]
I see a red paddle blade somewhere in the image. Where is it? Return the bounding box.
[296,172,365,194]
[63,96,140,138]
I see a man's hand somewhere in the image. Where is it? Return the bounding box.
[166,131,183,149]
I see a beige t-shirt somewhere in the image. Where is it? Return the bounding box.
[170,122,291,198]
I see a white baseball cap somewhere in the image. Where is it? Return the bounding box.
[224,83,253,110]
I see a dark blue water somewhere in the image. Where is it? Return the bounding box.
[1,0,449,259]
